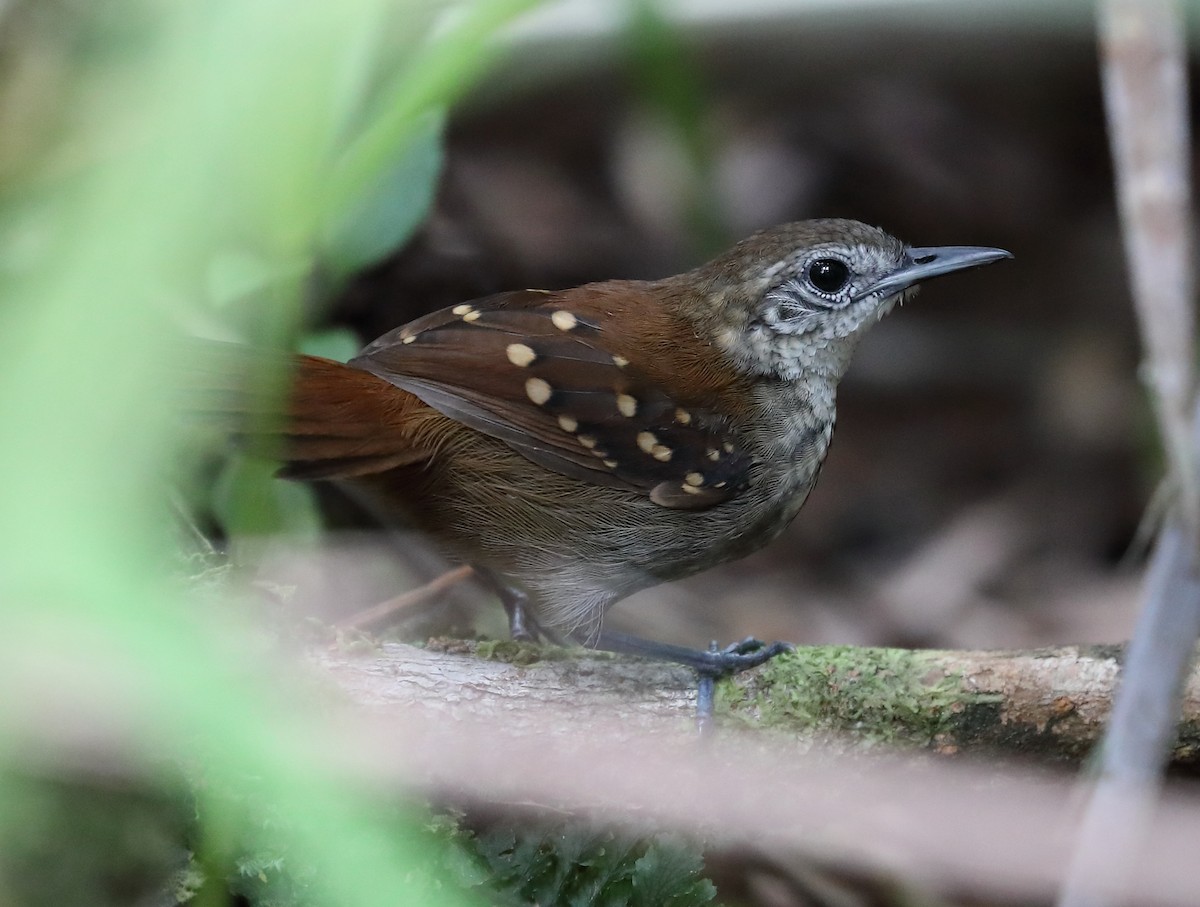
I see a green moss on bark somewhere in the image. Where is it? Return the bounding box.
[717,646,999,749]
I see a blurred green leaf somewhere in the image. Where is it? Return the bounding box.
[324,0,544,219]
[213,453,324,540]
[206,249,309,310]
[299,326,365,363]
[320,110,444,279]
[624,0,727,256]
[0,1,541,905]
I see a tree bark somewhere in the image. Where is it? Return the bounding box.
[313,639,1200,766]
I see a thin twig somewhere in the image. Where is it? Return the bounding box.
[336,564,474,630]
[1100,0,1197,536]
[1060,3,1200,905]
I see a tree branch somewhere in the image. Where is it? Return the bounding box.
[313,640,1200,766]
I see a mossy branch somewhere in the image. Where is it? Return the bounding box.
[314,640,1200,767]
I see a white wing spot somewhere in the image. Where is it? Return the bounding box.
[557,415,578,433]
[463,310,482,322]
[637,431,658,454]
[525,378,552,405]
[617,394,638,417]
[578,435,597,449]
[685,472,704,486]
[506,343,537,367]
[651,444,673,462]
[551,310,578,331]
[452,304,474,316]
[612,354,629,368]
[681,483,702,495]
[675,408,692,425]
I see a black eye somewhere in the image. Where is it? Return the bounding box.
[807,258,850,295]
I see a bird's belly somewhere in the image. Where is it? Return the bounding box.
[356,421,829,634]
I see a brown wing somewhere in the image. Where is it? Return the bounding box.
[349,290,751,510]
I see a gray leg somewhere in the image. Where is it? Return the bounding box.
[472,566,544,642]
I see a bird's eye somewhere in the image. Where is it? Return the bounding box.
[806,258,851,295]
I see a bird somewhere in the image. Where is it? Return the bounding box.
[192,218,1010,674]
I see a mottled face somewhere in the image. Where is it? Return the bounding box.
[757,232,906,336]
[707,220,906,382]
[699,219,1009,383]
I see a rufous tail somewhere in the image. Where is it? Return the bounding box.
[181,338,431,480]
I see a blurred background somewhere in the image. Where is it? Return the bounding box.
[262,0,1149,654]
[0,0,1177,905]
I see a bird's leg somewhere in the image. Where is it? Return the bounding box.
[503,588,538,642]
[472,566,549,643]
[593,631,792,733]
[695,642,719,738]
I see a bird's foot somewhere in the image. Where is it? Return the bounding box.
[592,630,793,736]
[695,638,793,738]
[695,636,794,677]
[594,630,792,676]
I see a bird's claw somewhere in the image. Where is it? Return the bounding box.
[696,637,794,677]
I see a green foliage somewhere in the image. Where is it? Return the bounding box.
[624,0,727,255]
[0,1,541,906]
[159,778,474,907]
[212,453,326,540]
[0,3,734,905]
[206,250,310,311]
[448,817,717,907]
[159,803,720,907]
[319,110,445,280]
[0,772,186,907]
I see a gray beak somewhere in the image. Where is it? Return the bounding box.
[855,245,1012,301]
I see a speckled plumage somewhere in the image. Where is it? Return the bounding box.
[259,219,1008,640]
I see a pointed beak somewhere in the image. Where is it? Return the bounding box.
[855,245,1012,301]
